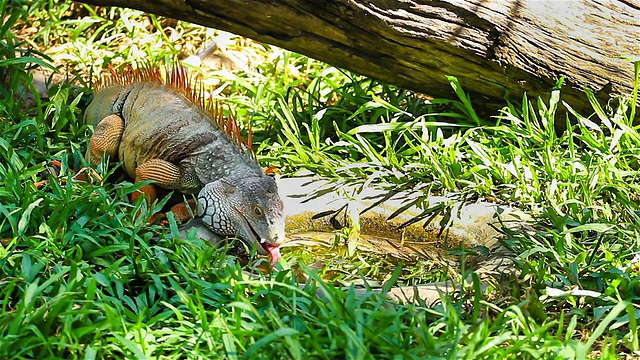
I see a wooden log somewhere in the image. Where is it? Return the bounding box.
[75,0,640,121]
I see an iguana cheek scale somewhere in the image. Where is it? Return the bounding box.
[84,66,285,261]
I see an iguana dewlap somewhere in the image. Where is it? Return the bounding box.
[83,66,285,262]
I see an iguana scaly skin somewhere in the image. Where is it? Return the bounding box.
[83,66,285,262]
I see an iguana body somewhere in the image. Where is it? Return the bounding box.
[84,66,285,261]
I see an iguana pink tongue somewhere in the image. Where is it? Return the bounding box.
[264,244,281,263]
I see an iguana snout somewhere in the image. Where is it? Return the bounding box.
[197,176,285,262]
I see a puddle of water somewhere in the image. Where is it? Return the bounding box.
[283,210,464,286]
[277,177,528,287]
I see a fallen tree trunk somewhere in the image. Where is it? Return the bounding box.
[76,0,639,121]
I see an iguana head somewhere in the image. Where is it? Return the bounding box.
[197,175,285,262]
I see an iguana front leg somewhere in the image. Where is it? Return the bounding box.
[86,114,124,165]
[132,158,201,222]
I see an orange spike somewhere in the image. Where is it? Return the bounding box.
[264,166,281,175]
[93,64,255,159]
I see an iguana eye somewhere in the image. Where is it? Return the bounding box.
[254,206,263,216]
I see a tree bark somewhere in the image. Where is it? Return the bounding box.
[75,0,640,121]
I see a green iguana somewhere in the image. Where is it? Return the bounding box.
[83,66,285,262]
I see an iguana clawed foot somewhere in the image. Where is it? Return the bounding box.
[33,159,64,188]
[146,199,198,226]
[33,160,102,188]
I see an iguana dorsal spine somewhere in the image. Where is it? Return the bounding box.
[94,64,254,158]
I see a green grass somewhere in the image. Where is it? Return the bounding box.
[1,0,639,358]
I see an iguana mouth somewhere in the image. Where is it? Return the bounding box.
[234,206,281,262]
